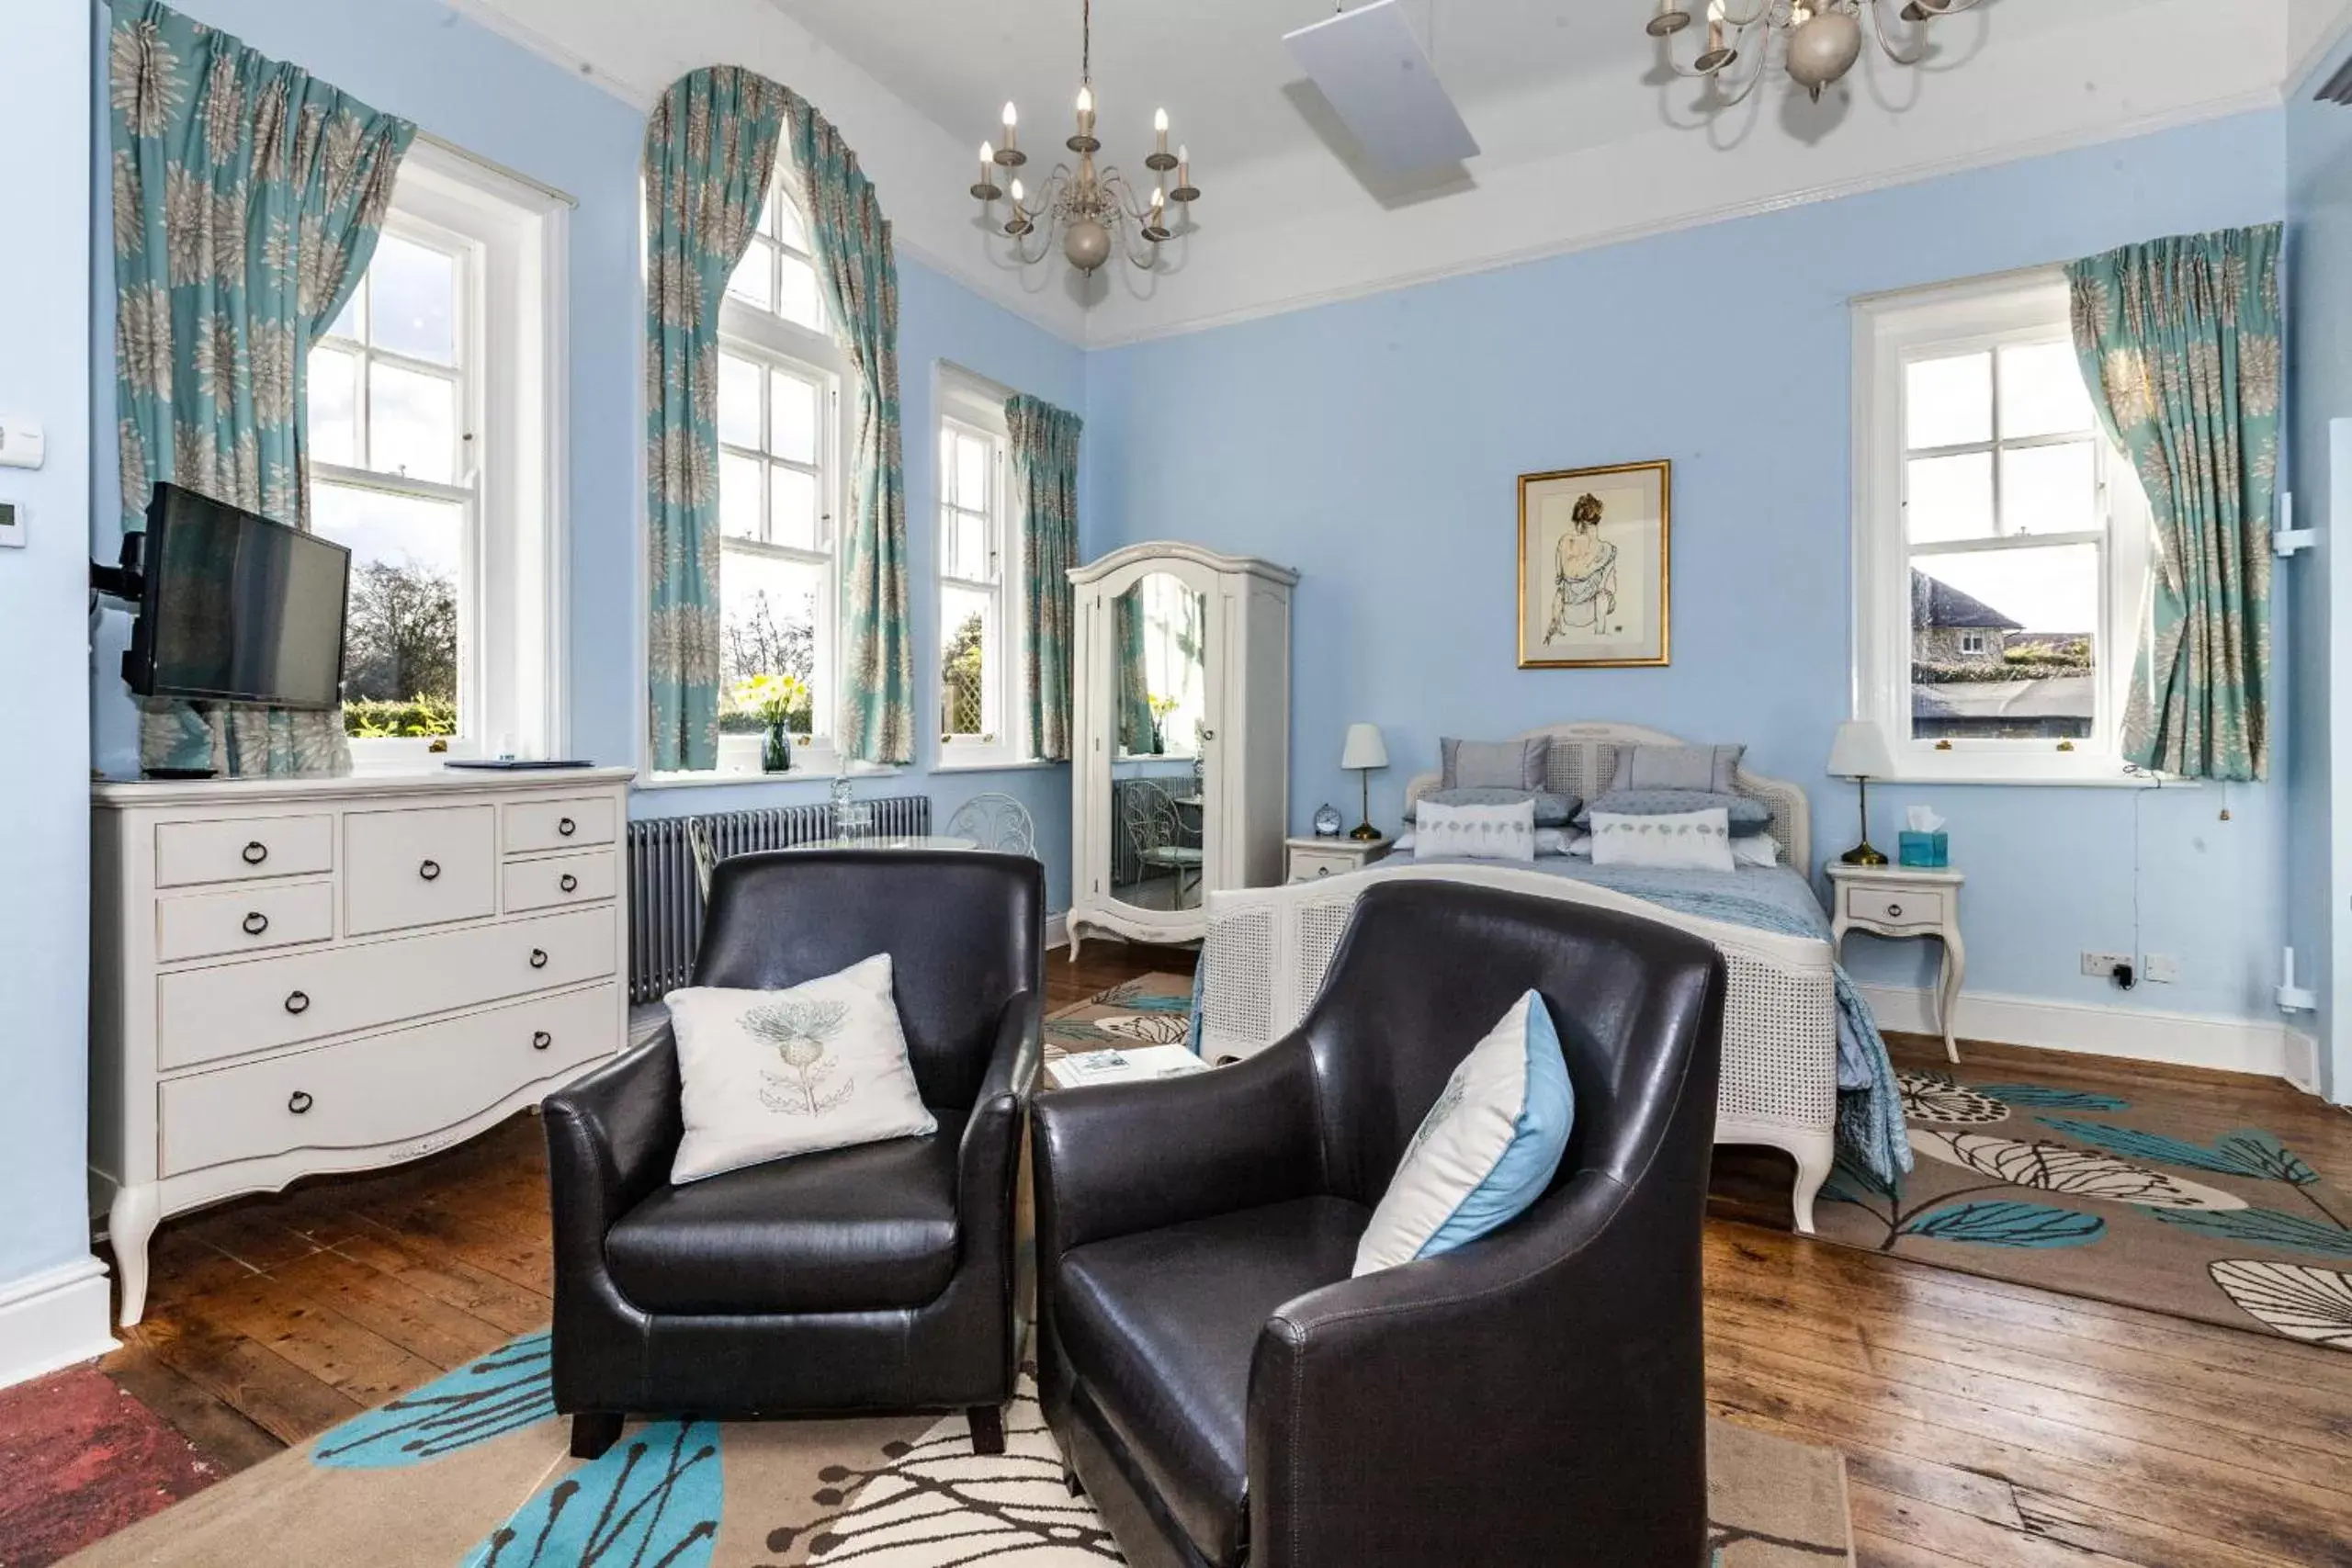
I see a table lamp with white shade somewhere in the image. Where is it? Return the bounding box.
[1826,719,1894,866]
[1340,723,1388,841]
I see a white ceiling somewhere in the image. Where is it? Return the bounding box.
[458,0,2343,346]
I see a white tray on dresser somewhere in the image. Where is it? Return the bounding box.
[91,767,634,1326]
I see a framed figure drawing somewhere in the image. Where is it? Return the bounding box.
[1517,460,1670,669]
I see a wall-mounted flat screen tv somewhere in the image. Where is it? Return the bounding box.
[125,482,351,710]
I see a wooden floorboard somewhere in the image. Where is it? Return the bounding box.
[77,942,2352,1568]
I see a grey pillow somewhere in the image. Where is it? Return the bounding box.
[1442,736,1550,792]
[1609,743,1746,795]
[1579,788,1774,837]
[1407,788,1579,827]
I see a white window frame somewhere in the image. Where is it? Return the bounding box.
[935,367,1023,767]
[1959,630,1987,657]
[1852,268,2153,786]
[322,138,569,773]
[659,170,852,784]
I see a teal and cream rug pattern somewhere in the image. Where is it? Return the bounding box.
[1809,1066,2352,1350]
[64,1334,1850,1565]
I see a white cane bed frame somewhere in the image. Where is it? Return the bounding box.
[1196,723,1839,1233]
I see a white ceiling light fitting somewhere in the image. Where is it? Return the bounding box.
[1646,0,1982,109]
[967,0,1198,276]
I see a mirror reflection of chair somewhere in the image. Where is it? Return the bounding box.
[1121,780,1203,907]
[944,792,1038,858]
[686,817,718,901]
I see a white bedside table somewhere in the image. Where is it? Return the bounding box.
[1286,836,1392,885]
[1826,862,1967,1063]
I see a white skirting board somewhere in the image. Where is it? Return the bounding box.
[1046,910,1069,952]
[0,1256,117,1391]
[1859,982,2311,1089]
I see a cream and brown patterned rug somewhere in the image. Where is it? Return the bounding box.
[63,1333,1849,1566]
[1805,1065,2352,1350]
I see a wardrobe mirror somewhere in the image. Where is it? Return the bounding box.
[1105,572,1209,915]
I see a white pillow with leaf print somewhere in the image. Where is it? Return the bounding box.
[664,953,936,1184]
[1588,807,1736,874]
[1353,989,1576,1277]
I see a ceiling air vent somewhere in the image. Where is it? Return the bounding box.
[1283,1,1480,175]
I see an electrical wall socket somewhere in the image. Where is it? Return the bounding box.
[2142,953,2181,984]
[2081,952,2133,979]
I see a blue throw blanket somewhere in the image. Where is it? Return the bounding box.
[1204,859,1913,1186]
[1535,863,1914,1185]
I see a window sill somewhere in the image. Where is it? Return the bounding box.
[1871,765,2189,790]
[932,756,1062,775]
[638,760,903,792]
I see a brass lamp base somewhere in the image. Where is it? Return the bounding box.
[1840,841,1889,866]
[1349,768,1381,840]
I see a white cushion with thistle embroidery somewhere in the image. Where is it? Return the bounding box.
[664,954,937,1185]
[1408,798,1538,863]
[1587,806,1736,873]
[1352,989,1576,1277]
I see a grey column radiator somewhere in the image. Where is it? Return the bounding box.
[624,794,930,1003]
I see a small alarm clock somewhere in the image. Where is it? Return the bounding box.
[1312,804,1343,839]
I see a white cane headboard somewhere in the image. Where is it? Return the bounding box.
[1403,722,1811,871]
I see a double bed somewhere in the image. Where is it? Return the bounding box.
[1194,722,1911,1232]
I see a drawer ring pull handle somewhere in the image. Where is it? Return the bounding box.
[288,1091,313,1114]
[558,817,577,837]
[559,873,579,893]
[284,989,311,1015]
[242,840,268,865]
[242,910,269,935]
[419,859,441,882]
[529,948,549,970]
[533,1030,553,1051]
[1887,903,1905,919]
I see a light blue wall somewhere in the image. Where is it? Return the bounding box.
[84,0,1086,912]
[0,0,96,1291]
[1087,111,2292,1027]
[2288,44,2352,1100]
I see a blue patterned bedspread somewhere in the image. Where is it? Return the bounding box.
[1396,855,1914,1182]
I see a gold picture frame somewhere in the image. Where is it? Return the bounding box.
[1517,459,1671,669]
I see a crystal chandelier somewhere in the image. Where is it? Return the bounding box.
[967,0,1199,276]
[1646,0,1982,106]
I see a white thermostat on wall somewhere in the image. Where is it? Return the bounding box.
[0,417,46,470]
[0,500,24,547]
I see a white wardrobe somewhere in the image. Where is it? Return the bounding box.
[1069,543,1295,953]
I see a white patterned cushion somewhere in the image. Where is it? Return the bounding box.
[1588,807,1736,873]
[1354,990,1576,1276]
[1410,799,1538,863]
[664,954,937,1184]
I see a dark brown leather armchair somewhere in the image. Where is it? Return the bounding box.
[543,849,1043,1459]
[1032,881,1726,1568]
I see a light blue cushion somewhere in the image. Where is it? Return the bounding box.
[1421,996,1575,1258]
[1405,788,1580,827]
[1352,990,1577,1275]
[1577,787,1773,837]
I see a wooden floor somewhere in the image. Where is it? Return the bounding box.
[89,943,2352,1568]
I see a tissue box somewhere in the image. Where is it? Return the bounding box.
[1898,830,1950,869]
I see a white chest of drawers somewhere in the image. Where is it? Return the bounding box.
[91,768,634,1326]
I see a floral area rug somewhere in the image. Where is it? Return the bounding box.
[1044,974,1195,1057]
[61,1335,1852,1567]
[1807,1066,2352,1350]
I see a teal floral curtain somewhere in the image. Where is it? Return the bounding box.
[111,0,411,777]
[644,68,786,772]
[1115,591,1153,754]
[1006,394,1081,761]
[779,102,914,765]
[2066,225,2283,782]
